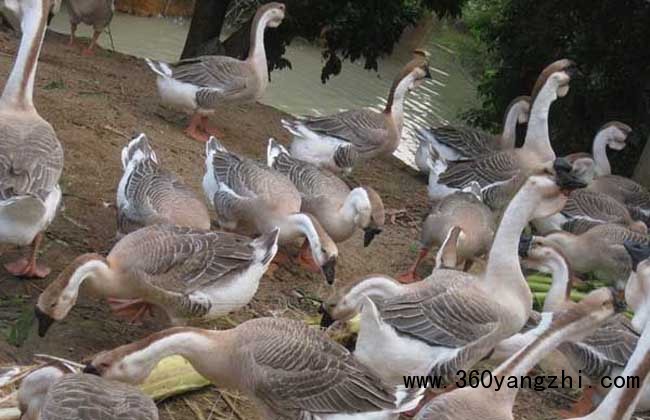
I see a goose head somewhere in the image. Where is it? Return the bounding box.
[406,49,432,91]
[84,346,150,385]
[259,2,285,28]
[362,186,385,247]
[35,254,107,337]
[121,133,157,169]
[599,121,632,151]
[531,59,579,101]
[518,175,569,221]
[569,287,626,332]
[519,236,568,274]
[18,365,67,420]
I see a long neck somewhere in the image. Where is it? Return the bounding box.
[340,188,371,228]
[384,72,415,120]
[118,329,229,386]
[591,131,612,176]
[585,311,650,420]
[62,255,117,298]
[0,1,47,111]
[344,276,405,311]
[541,256,571,312]
[500,103,522,149]
[247,10,271,62]
[483,192,534,306]
[523,83,557,161]
[283,213,329,262]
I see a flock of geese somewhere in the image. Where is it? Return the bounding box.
[3,0,650,419]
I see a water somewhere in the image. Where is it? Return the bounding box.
[49,11,478,167]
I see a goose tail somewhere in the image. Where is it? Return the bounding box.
[266,138,290,168]
[121,133,157,169]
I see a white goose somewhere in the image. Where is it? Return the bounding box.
[0,0,64,278]
[565,121,631,177]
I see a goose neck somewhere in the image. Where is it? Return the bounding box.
[592,130,612,176]
[541,257,571,312]
[500,103,523,149]
[248,10,271,67]
[384,72,415,127]
[0,0,48,111]
[523,83,557,162]
[344,276,404,311]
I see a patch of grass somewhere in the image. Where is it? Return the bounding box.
[43,79,65,90]
[4,303,34,347]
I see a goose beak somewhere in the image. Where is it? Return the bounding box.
[35,307,55,338]
[321,258,337,285]
[363,227,382,247]
[518,234,533,258]
[553,157,587,192]
[624,241,650,271]
[424,66,432,79]
[83,363,101,376]
[609,287,627,313]
[319,303,335,328]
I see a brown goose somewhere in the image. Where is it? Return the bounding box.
[18,365,158,420]
[398,185,496,282]
[427,59,577,201]
[414,95,531,173]
[64,0,114,55]
[146,3,285,141]
[0,0,64,278]
[116,133,210,237]
[414,288,622,420]
[267,139,385,246]
[284,52,432,173]
[587,175,650,227]
[34,224,279,336]
[84,318,423,419]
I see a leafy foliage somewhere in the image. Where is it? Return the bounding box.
[464,0,650,175]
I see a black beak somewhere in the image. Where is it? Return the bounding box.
[363,227,382,247]
[35,306,55,338]
[566,64,582,78]
[624,240,650,271]
[83,363,101,376]
[321,258,336,285]
[424,66,432,79]
[554,157,587,191]
[319,303,335,328]
[518,234,533,258]
[609,287,628,313]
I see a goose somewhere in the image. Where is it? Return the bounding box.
[0,0,64,278]
[63,0,114,56]
[398,184,495,283]
[427,59,577,201]
[565,121,631,177]
[586,175,650,226]
[34,224,279,336]
[18,365,158,420]
[116,133,210,237]
[534,223,649,290]
[283,52,432,173]
[83,317,423,420]
[145,3,285,142]
[414,95,531,173]
[536,189,648,235]
[565,241,650,419]
[202,137,338,284]
[319,174,576,392]
[267,138,385,247]
[518,237,638,416]
[414,287,622,420]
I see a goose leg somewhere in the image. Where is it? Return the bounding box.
[106,298,153,324]
[67,23,77,47]
[4,233,51,278]
[81,30,101,56]
[185,113,210,142]
[296,240,321,273]
[397,248,429,284]
[200,116,225,138]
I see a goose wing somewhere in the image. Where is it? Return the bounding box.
[299,109,388,154]
[595,175,650,209]
[41,374,158,420]
[243,318,398,417]
[438,151,520,189]
[562,190,631,224]
[429,126,497,158]
[113,225,265,294]
[271,151,348,199]
[169,56,250,96]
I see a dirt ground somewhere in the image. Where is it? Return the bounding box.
[0,30,601,420]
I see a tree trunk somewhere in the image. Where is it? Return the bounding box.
[180,0,232,59]
[634,137,650,188]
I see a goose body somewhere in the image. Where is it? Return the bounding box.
[415,288,620,420]
[18,366,158,420]
[64,0,114,55]
[414,96,531,173]
[145,3,285,141]
[116,133,210,236]
[284,54,432,172]
[587,175,650,225]
[427,60,576,201]
[322,175,570,387]
[35,224,279,334]
[267,139,385,245]
[86,318,423,420]
[202,137,338,283]
[0,0,64,278]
